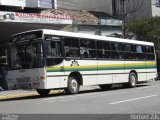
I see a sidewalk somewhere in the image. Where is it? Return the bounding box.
[0,86,100,100]
[0,89,36,96]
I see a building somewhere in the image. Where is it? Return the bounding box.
[0,0,74,90]
[0,0,52,12]
[113,0,152,20]
[53,0,113,15]
[53,0,152,20]
[152,0,160,16]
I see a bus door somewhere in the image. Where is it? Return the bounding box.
[45,36,64,88]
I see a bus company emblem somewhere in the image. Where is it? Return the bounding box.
[71,60,79,66]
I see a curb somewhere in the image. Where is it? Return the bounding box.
[0,90,63,100]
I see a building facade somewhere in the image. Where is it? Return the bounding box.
[53,0,152,20]
[152,0,160,16]
[0,0,52,9]
[53,0,113,15]
[113,0,152,20]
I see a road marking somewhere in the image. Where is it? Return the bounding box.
[110,95,158,105]
[38,91,128,104]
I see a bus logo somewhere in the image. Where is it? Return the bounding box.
[71,60,79,66]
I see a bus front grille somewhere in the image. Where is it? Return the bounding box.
[16,77,31,83]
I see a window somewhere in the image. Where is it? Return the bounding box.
[80,39,96,59]
[97,41,110,59]
[46,36,63,66]
[124,44,136,60]
[110,42,124,60]
[145,46,155,61]
[136,45,143,53]
[46,40,62,58]
[145,46,154,54]
[64,37,80,58]
[136,45,145,60]
[110,42,122,51]
[10,40,44,69]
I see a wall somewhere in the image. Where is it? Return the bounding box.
[113,0,151,20]
[0,0,52,8]
[54,0,151,20]
[55,0,113,15]
[152,0,160,16]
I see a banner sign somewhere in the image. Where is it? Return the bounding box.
[0,11,72,24]
[100,18,122,26]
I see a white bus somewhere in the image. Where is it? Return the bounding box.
[7,29,157,96]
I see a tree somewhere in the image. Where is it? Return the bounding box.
[126,17,160,50]
[119,0,146,38]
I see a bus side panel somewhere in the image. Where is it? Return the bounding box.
[97,60,127,84]
[111,61,126,84]
[125,61,147,82]
[46,62,66,89]
[146,61,157,80]
[46,76,61,89]
[97,60,112,84]
[63,60,97,86]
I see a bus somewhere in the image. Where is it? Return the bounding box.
[6,29,157,96]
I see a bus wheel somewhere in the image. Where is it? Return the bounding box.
[99,84,112,91]
[36,89,51,96]
[66,76,80,95]
[128,72,137,88]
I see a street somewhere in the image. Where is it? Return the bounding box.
[0,81,160,114]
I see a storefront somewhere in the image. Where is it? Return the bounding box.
[0,11,72,90]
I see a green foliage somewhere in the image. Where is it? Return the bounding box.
[127,17,160,50]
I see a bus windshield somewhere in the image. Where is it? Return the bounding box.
[10,40,44,70]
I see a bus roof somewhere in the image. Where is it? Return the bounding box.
[12,29,154,46]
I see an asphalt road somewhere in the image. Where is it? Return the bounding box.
[0,81,160,114]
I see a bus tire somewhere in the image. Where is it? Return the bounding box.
[66,76,80,95]
[128,72,137,88]
[36,89,51,96]
[99,84,112,91]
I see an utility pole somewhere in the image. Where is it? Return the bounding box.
[52,0,57,9]
[121,0,126,38]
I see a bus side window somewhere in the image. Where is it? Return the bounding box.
[97,41,104,58]
[145,46,155,61]
[80,39,96,59]
[124,44,136,60]
[64,37,80,58]
[136,45,145,60]
[45,36,63,66]
[110,42,124,60]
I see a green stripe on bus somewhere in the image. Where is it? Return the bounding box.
[47,65,156,72]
